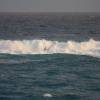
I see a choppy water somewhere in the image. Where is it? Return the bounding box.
[0,12,100,41]
[0,12,100,100]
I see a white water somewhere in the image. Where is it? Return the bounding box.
[43,93,53,97]
[0,39,100,57]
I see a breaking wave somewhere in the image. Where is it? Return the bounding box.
[0,39,100,57]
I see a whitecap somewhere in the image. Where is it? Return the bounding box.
[0,39,99,58]
[43,93,53,97]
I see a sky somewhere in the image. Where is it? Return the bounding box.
[0,0,100,12]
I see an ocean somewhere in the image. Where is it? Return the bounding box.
[0,12,100,100]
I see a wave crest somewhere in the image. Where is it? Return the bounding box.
[0,39,99,57]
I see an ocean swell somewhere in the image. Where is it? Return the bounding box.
[0,39,100,57]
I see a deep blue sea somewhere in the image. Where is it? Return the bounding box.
[0,12,100,100]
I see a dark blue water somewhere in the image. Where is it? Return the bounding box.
[0,12,100,100]
[0,12,100,41]
[0,54,100,100]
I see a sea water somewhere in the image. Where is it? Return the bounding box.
[0,12,100,100]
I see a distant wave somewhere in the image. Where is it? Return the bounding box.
[0,39,100,57]
[0,59,43,64]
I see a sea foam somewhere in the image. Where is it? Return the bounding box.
[0,39,100,57]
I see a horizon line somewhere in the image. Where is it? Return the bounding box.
[0,11,100,13]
